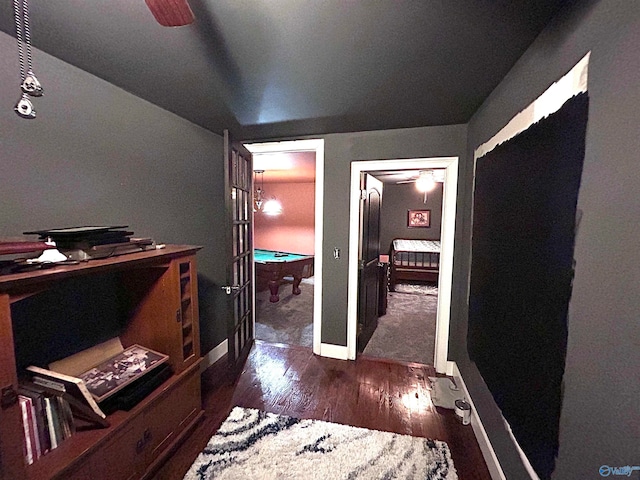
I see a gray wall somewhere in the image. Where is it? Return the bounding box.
[380,182,443,254]
[320,125,467,345]
[0,33,228,354]
[6,3,636,475]
[461,1,640,478]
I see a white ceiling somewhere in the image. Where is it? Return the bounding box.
[253,150,447,185]
[253,151,316,183]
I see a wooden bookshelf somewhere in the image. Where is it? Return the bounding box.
[0,246,204,480]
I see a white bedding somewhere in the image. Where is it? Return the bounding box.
[393,239,441,253]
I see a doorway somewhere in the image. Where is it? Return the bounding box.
[360,174,442,365]
[347,157,458,374]
[244,140,324,355]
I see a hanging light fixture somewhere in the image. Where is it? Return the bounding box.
[254,170,265,212]
[262,198,283,216]
[253,170,283,216]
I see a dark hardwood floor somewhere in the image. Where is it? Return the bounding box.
[152,341,492,480]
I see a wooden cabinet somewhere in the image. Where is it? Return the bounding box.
[0,246,204,480]
[65,420,144,480]
[62,363,201,480]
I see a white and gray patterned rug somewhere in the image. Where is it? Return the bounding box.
[184,407,458,480]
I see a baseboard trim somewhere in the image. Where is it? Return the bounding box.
[201,339,229,372]
[204,340,348,368]
[446,360,456,376]
[319,343,349,360]
[504,417,541,480]
[451,362,506,480]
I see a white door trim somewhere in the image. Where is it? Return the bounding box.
[348,157,458,373]
[245,139,325,356]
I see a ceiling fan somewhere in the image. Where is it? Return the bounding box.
[396,170,445,188]
[396,170,445,203]
[145,0,195,27]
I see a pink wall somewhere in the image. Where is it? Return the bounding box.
[254,182,315,255]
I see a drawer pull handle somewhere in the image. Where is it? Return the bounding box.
[1,386,17,409]
[136,429,153,454]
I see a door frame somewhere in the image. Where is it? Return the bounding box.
[244,139,325,355]
[347,157,458,374]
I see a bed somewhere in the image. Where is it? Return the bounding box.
[388,239,441,291]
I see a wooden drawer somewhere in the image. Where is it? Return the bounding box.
[62,367,200,480]
[63,420,145,480]
[143,367,201,465]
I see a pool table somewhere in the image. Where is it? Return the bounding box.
[254,249,314,303]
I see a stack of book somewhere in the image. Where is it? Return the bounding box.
[18,381,77,464]
[24,226,155,261]
[18,339,171,465]
[0,241,57,274]
[18,339,170,465]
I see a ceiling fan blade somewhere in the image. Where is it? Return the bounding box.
[145,0,195,27]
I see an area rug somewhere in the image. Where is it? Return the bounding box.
[184,407,458,480]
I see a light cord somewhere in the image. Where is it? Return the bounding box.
[13,0,41,118]
[22,0,34,75]
[13,0,35,80]
[13,0,25,81]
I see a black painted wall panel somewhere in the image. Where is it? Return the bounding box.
[468,93,588,479]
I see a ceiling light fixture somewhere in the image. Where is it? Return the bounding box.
[415,171,436,193]
[254,170,265,212]
[253,170,283,216]
[262,198,283,216]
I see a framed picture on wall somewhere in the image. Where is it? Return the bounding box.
[408,209,431,228]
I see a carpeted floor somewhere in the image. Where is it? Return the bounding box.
[363,283,438,365]
[183,406,458,480]
[255,278,438,365]
[255,277,314,347]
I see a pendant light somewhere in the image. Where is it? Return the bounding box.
[254,170,283,216]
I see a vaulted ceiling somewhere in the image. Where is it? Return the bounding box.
[0,1,566,140]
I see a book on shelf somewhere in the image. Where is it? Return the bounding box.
[77,344,169,403]
[29,337,170,408]
[56,396,75,439]
[99,362,172,414]
[18,388,75,465]
[18,387,73,464]
[19,395,40,465]
[62,238,156,261]
[43,397,59,450]
[25,366,108,425]
[18,385,51,455]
